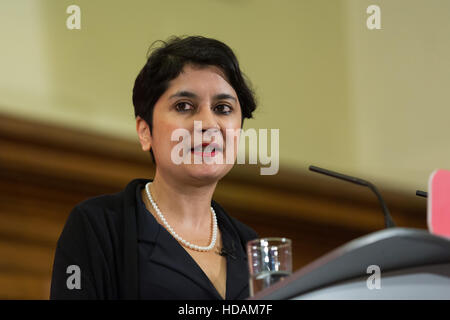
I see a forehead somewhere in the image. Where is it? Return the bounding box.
[164,64,236,96]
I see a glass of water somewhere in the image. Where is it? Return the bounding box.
[247,237,292,297]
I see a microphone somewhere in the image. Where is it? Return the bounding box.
[218,241,237,259]
[309,165,396,228]
[416,190,428,198]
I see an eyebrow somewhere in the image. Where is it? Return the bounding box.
[169,90,237,102]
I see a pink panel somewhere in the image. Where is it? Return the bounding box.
[428,169,450,238]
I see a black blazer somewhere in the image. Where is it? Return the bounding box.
[50,178,258,299]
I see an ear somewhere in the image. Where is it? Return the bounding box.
[136,116,152,152]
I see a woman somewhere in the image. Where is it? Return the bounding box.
[50,36,259,300]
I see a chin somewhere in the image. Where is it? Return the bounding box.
[186,163,232,184]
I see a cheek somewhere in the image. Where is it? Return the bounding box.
[153,121,184,152]
[169,125,196,161]
[223,127,241,158]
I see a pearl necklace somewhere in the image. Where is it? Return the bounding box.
[144,182,218,252]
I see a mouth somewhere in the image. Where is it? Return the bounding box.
[191,143,222,157]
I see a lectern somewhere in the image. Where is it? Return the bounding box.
[250,228,450,299]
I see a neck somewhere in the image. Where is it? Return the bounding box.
[148,171,218,230]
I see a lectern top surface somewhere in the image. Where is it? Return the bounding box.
[252,227,450,300]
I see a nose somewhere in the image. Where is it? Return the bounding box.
[195,105,220,134]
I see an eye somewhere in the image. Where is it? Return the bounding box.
[214,104,232,115]
[175,102,194,112]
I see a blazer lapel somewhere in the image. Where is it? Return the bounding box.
[150,227,221,299]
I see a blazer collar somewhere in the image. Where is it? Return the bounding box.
[135,179,249,299]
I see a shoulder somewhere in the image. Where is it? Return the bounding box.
[212,200,259,242]
[64,178,145,233]
[228,215,259,242]
[56,193,123,251]
[70,177,148,222]
[70,191,124,225]
[76,191,123,213]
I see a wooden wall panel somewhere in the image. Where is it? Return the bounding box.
[0,112,428,299]
[0,272,51,300]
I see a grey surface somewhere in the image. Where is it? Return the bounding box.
[295,263,450,300]
[251,227,450,300]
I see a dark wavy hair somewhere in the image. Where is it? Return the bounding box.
[132,35,257,163]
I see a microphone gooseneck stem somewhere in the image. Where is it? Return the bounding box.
[309,165,396,228]
[367,182,396,228]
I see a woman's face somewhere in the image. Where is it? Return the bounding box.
[139,64,242,185]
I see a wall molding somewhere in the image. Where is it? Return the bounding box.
[0,112,427,299]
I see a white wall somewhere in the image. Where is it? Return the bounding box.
[1,0,448,192]
[345,0,450,190]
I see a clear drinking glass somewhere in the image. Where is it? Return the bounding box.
[247,237,292,297]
